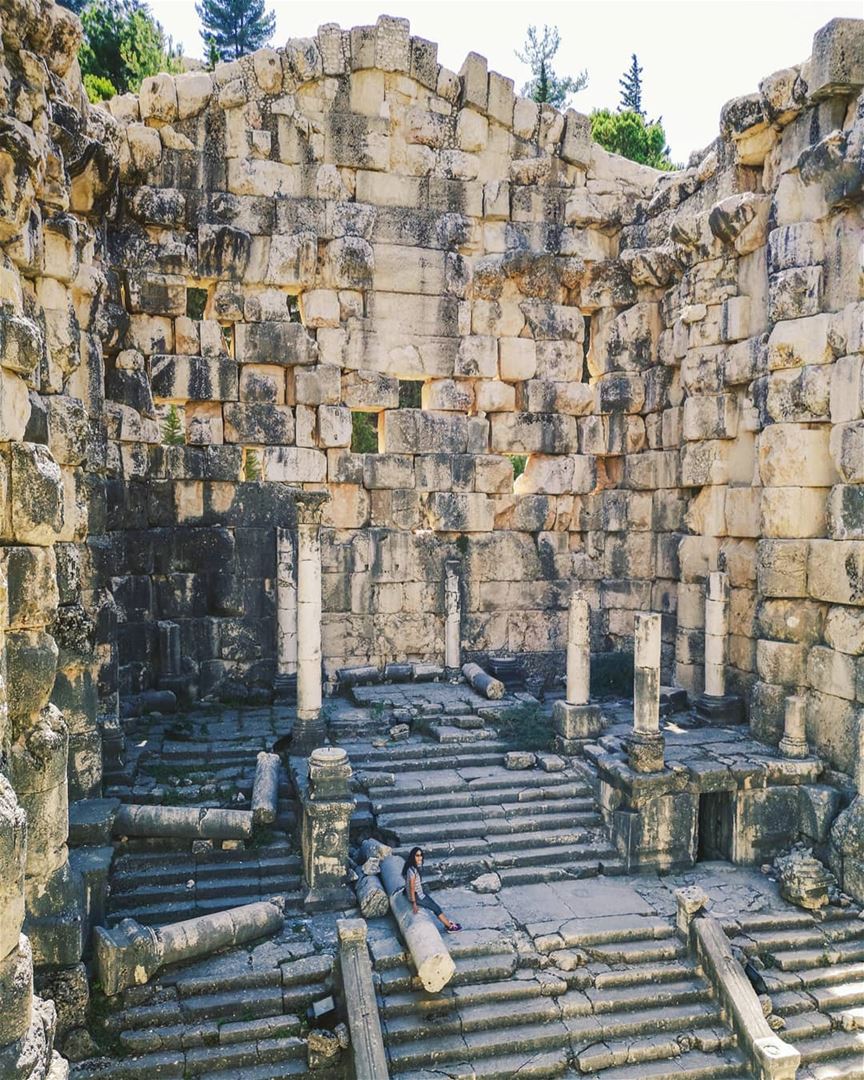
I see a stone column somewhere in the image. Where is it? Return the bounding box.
[553,593,603,749]
[444,560,461,676]
[276,526,298,678]
[336,919,390,1080]
[94,898,285,997]
[696,572,744,725]
[298,747,354,910]
[627,613,665,773]
[379,855,455,994]
[294,502,326,754]
[779,696,809,759]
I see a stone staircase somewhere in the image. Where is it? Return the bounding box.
[73,949,339,1079]
[343,729,624,887]
[370,913,751,1079]
[726,907,864,1079]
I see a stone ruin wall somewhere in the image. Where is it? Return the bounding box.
[0,2,860,1071]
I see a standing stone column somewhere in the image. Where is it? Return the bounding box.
[297,748,354,910]
[553,593,603,749]
[444,561,461,677]
[627,613,665,773]
[276,527,298,678]
[779,696,809,759]
[294,501,326,754]
[696,572,744,725]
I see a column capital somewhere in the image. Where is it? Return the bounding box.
[295,491,329,527]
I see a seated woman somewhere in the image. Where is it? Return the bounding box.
[402,847,461,932]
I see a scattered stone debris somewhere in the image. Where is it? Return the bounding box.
[504,750,536,770]
[775,844,837,911]
[470,872,502,894]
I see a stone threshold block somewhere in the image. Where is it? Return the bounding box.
[695,693,746,726]
[94,898,285,996]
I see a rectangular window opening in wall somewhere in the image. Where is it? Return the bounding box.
[243,446,262,481]
[582,314,593,384]
[508,454,527,488]
[398,379,423,409]
[350,411,379,454]
[287,295,301,323]
[186,286,208,321]
[220,322,235,357]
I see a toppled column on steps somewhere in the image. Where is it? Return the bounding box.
[695,572,744,725]
[294,495,329,754]
[553,593,603,750]
[251,752,281,826]
[444,560,461,677]
[337,919,389,1080]
[779,695,809,759]
[354,872,389,918]
[379,856,455,993]
[113,803,253,841]
[627,613,665,774]
[461,662,504,700]
[294,748,354,910]
[94,897,285,996]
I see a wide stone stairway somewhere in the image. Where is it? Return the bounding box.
[726,908,864,1079]
[369,911,749,1079]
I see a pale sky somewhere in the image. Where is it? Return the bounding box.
[150,0,861,162]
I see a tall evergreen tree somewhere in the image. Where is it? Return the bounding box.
[515,25,587,110]
[619,54,644,115]
[195,0,275,62]
[57,0,88,13]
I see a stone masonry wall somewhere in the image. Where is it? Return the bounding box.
[95,14,864,777]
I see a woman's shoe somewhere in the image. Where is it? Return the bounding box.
[447,923,462,932]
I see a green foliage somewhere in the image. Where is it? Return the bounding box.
[619,54,644,115]
[590,109,675,171]
[186,287,208,320]
[351,412,379,454]
[455,535,469,555]
[516,25,587,109]
[195,0,276,62]
[83,73,117,102]
[58,0,88,10]
[494,702,554,752]
[508,454,527,480]
[398,380,422,408]
[162,404,185,446]
[244,448,262,481]
[79,0,181,97]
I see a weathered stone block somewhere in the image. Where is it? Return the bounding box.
[235,321,318,366]
[7,547,58,629]
[757,539,809,598]
[426,492,493,532]
[808,18,864,99]
[6,631,59,731]
[768,266,823,323]
[490,412,578,454]
[11,443,64,546]
[223,403,295,445]
[262,446,326,482]
[758,423,836,487]
[808,540,864,605]
[151,354,238,402]
[830,421,864,482]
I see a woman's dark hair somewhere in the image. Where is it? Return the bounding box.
[402,846,424,878]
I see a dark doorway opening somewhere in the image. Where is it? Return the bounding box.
[698,791,733,862]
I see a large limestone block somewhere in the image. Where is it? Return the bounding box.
[490,412,578,454]
[808,645,856,701]
[766,314,834,370]
[0,313,43,377]
[498,338,537,382]
[768,266,823,322]
[423,379,475,413]
[151,354,239,402]
[176,71,212,119]
[11,444,64,546]
[682,394,738,441]
[7,547,58,629]
[262,446,326,482]
[761,487,828,538]
[828,485,864,540]
[473,380,514,413]
[755,366,831,425]
[139,72,178,121]
[342,370,399,410]
[223,403,295,445]
[456,336,498,379]
[363,454,414,490]
[756,639,807,687]
[0,936,33,1046]
[825,606,864,655]
[757,539,809,598]
[295,366,341,406]
[380,409,469,455]
[235,322,318,366]
[756,423,838,488]
[808,540,864,605]
[426,492,493,532]
[808,18,864,99]
[318,405,352,447]
[239,364,286,404]
[829,355,863,424]
[805,691,858,774]
[830,421,864,482]
[0,777,27,957]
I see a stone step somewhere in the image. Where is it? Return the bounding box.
[493,859,626,887]
[554,914,674,948]
[370,771,584,802]
[377,950,518,994]
[111,850,300,880]
[375,795,595,825]
[804,1062,864,1080]
[772,940,864,971]
[575,1024,735,1073]
[593,961,700,989]
[106,889,306,926]
[582,936,688,965]
[429,724,498,743]
[109,871,303,907]
[383,993,561,1043]
[387,817,602,849]
[386,1018,571,1071]
[722,910,823,935]
[371,782,592,815]
[71,1036,311,1080]
[780,1010,833,1040]
[390,1046,569,1079]
[810,980,864,1010]
[772,989,823,1016]
[379,976,544,1018]
[118,1014,302,1054]
[562,979,713,1018]
[594,1047,749,1080]
[796,1029,864,1066]
[734,927,826,954]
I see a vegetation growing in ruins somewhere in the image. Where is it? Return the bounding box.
[196,0,276,62]
[495,702,554,752]
[162,404,185,446]
[516,25,588,108]
[351,412,379,454]
[590,109,675,170]
[619,54,645,115]
[509,454,527,480]
[78,0,182,102]
[243,448,262,481]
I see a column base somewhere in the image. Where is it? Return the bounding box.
[626,731,666,774]
[303,884,355,913]
[553,701,603,744]
[291,713,327,756]
[695,693,745,726]
[779,735,810,759]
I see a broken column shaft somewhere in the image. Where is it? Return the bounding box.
[276,526,298,678]
[380,856,455,994]
[554,593,603,749]
[294,501,326,753]
[627,613,665,773]
[94,898,284,997]
[444,560,461,675]
[779,696,809,759]
[696,572,744,725]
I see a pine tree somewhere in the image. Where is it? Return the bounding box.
[195,0,275,62]
[162,404,185,446]
[515,25,587,110]
[619,54,644,115]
